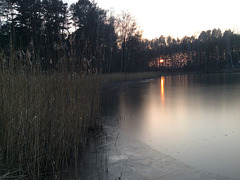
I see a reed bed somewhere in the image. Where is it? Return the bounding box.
[0,63,101,179]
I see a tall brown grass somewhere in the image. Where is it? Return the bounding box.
[0,54,101,179]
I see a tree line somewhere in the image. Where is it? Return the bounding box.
[1,0,240,73]
[149,29,240,72]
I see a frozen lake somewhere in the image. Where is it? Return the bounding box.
[103,73,240,179]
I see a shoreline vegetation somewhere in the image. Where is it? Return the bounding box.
[0,66,101,179]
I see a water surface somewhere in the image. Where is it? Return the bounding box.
[105,73,240,179]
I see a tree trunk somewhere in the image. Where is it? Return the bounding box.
[121,37,126,72]
[216,46,219,69]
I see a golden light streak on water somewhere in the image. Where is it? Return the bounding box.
[160,76,165,103]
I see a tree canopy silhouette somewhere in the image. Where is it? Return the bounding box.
[1,0,240,73]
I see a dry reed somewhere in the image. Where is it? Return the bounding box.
[0,55,101,179]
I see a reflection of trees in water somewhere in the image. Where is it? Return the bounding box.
[103,83,148,132]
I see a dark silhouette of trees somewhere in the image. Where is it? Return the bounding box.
[115,11,139,72]
[0,0,11,48]
[1,0,240,73]
[148,29,240,72]
[70,0,109,73]
[101,14,118,73]
[40,0,68,69]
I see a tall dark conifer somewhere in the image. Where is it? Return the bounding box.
[70,0,107,73]
[41,0,68,69]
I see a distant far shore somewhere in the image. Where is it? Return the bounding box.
[101,68,240,85]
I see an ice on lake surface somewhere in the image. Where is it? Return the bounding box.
[103,73,240,179]
[103,125,228,180]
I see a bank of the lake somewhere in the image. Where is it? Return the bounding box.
[102,72,162,84]
[101,67,240,86]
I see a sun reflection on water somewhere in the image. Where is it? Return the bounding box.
[160,76,165,103]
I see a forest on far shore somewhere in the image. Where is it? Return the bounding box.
[1,0,240,73]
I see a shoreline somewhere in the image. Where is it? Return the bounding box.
[102,123,229,180]
[102,68,240,84]
[101,70,240,92]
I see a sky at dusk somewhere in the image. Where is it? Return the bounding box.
[64,0,240,39]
